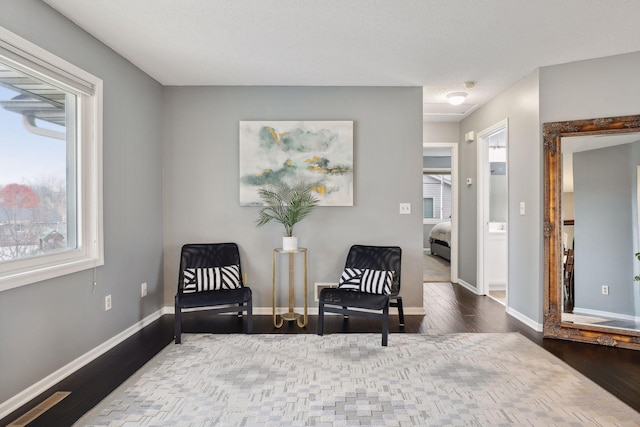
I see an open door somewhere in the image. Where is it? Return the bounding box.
[423,143,458,283]
[477,120,508,306]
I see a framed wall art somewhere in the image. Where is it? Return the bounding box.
[239,120,354,206]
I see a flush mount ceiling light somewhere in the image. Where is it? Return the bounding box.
[446,92,467,105]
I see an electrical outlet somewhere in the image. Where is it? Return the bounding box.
[141,282,147,297]
[399,203,411,215]
[602,285,609,295]
[105,294,112,311]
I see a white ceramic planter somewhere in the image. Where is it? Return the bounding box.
[282,236,298,251]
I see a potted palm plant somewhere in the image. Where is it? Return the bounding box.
[256,181,319,251]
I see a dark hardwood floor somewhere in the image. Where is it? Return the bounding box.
[3,282,639,426]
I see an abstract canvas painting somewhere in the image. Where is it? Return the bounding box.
[239,121,353,206]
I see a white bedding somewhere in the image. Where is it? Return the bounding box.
[429,221,451,246]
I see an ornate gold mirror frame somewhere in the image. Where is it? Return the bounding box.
[543,114,640,349]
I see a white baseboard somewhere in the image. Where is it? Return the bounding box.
[439,280,541,332]
[572,306,640,323]
[0,308,166,420]
[507,307,543,332]
[457,279,480,294]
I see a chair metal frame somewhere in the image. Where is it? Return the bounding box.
[317,244,403,346]
[174,243,252,343]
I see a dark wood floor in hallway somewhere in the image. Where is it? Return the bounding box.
[3,282,639,426]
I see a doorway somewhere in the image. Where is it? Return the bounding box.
[477,120,508,306]
[423,143,458,283]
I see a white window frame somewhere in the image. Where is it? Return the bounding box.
[0,26,103,292]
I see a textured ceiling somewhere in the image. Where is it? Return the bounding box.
[42,0,640,121]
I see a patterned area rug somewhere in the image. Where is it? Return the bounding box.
[74,333,639,426]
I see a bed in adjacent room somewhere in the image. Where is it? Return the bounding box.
[429,221,451,262]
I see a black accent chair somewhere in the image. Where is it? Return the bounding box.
[174,243,252,344]
[317,245,403,346]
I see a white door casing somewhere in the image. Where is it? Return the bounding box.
[476,119,509,306]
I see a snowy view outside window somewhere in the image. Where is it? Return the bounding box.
[0,61,75,262]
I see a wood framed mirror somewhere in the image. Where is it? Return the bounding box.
[544,114,640,350]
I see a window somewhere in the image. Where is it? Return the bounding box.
[423,173,452,220]
[423,197,434,219]
[0,27,103,291]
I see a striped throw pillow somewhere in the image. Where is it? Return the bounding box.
[337,268,394,295]
[360,269,393,295]
[337,267,363,291]
[183,265,241,293]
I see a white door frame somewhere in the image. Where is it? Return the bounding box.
[476,119,509,302]
[423,142,459,283]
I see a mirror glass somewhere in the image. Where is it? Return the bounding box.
[561,132,640,332]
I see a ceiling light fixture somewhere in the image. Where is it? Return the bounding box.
[446,92,467,105]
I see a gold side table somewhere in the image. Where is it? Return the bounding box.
[272,247,308,328]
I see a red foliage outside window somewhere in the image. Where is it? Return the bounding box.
[0,183,41,209]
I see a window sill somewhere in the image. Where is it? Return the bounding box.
[0,254,104,292]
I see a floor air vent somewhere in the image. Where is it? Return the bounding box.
[314,282,337,301]
[8,391,71,426]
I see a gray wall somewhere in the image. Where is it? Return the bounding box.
[162,86,424,309]
[459,71,541,323]
[0,1,164,403]
[540,52,640,122]
[423,156,451,169]
[573,144,636,315]
[423,121,459,142]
